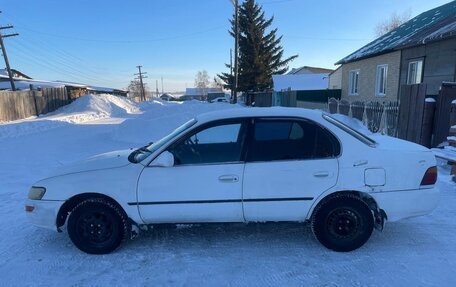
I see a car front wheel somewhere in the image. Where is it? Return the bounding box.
[311,194,374,252]
[67,198,129,254]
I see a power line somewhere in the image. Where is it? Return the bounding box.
[2,8,225,44]
[10,40,114,83]
[0,10,145,86]
[8,42,109,85]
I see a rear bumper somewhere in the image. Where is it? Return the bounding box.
[25,199,65,231]
[370,187,440,222]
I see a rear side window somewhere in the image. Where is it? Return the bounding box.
[247,119,339,162]
[255,122,303,141]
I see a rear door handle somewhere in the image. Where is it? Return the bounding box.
[218,175,239,183]
[354,160,368,167]
[313,171,330,178]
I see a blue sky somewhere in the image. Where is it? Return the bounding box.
[0,0,451,91]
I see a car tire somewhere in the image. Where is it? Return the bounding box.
[311,194,374,252]
[67,198,129,254]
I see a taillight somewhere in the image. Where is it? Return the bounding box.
[420,166,437,186]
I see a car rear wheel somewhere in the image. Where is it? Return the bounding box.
[311,194,374,252]
[67,198,129,254]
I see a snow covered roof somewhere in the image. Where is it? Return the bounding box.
[288,66,333,75]
[0,75,125,93]
[87,86,115,92]
[272,73,329,91]
[0,76,66,90]
[336,1,456,64]
[0,68,31,79]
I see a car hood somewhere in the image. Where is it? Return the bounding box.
[45,149,133,179]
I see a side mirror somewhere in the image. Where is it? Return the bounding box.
[150,151,174,167]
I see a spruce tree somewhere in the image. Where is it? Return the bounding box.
[219,0,297,92]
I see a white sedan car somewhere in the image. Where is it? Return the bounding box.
[26,108,439,254]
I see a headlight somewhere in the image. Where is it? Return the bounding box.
[28,186,46,200]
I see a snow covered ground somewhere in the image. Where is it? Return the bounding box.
[0,94,455,286]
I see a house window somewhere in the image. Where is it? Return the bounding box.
[375,64,388,96]
[407,60,423,84]
[348,70,359,96]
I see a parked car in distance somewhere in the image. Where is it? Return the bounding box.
[210,97,228,103]
[25,107,439,254]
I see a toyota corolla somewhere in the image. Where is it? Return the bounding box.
[25,108,439,254]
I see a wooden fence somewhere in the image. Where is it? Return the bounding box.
[328,83,444,147]
[397,84,428,144]
[433,83,456,146]
[247,92,273,107]
[0,87,70,122]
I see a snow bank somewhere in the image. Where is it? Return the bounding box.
[272,73,329,91]
[0,94,140,139]
[51,94,140,123]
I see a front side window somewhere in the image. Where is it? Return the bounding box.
[168,121,244,165]
[248,120,339,162]
[349,70,359,96]
[407,60,423,84]
[375,64,388,96]
[129,118,197,163]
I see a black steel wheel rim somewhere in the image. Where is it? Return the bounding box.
[76,211,114,244]
[326,208,360,239]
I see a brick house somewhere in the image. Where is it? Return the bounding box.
[332,1,456,102]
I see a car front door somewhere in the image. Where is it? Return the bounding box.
[242,118,340,221]
[136,119,248,224]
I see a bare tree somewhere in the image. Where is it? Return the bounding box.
[211,76,224,89]
[375,10,411,37]
[194,70,210,88]
[127,80,151,101]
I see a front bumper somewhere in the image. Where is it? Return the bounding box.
[25,199,65,231]
[370,187,440,222]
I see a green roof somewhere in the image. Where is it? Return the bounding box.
[336,1,456,64]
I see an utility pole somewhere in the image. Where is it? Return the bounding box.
[230,48,233,100]
[0,12,19,91]
[232,0,239,104]
[134,65,147,101]
[156,79,159,98]
[161,76,164,94]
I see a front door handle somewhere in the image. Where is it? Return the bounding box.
[313,171,330,178]
[218,175,239,183]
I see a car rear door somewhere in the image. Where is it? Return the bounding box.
[136,119,248,223]
[242,118,340,222]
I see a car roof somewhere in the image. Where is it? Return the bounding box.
[195,107,325,123]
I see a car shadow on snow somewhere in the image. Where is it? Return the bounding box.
[123,221,437,254]
[26,220,439,257]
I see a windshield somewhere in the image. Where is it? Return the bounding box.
[322,114,377,147]
[129,118,197,163]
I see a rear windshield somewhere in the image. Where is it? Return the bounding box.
[322,114,377,147]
